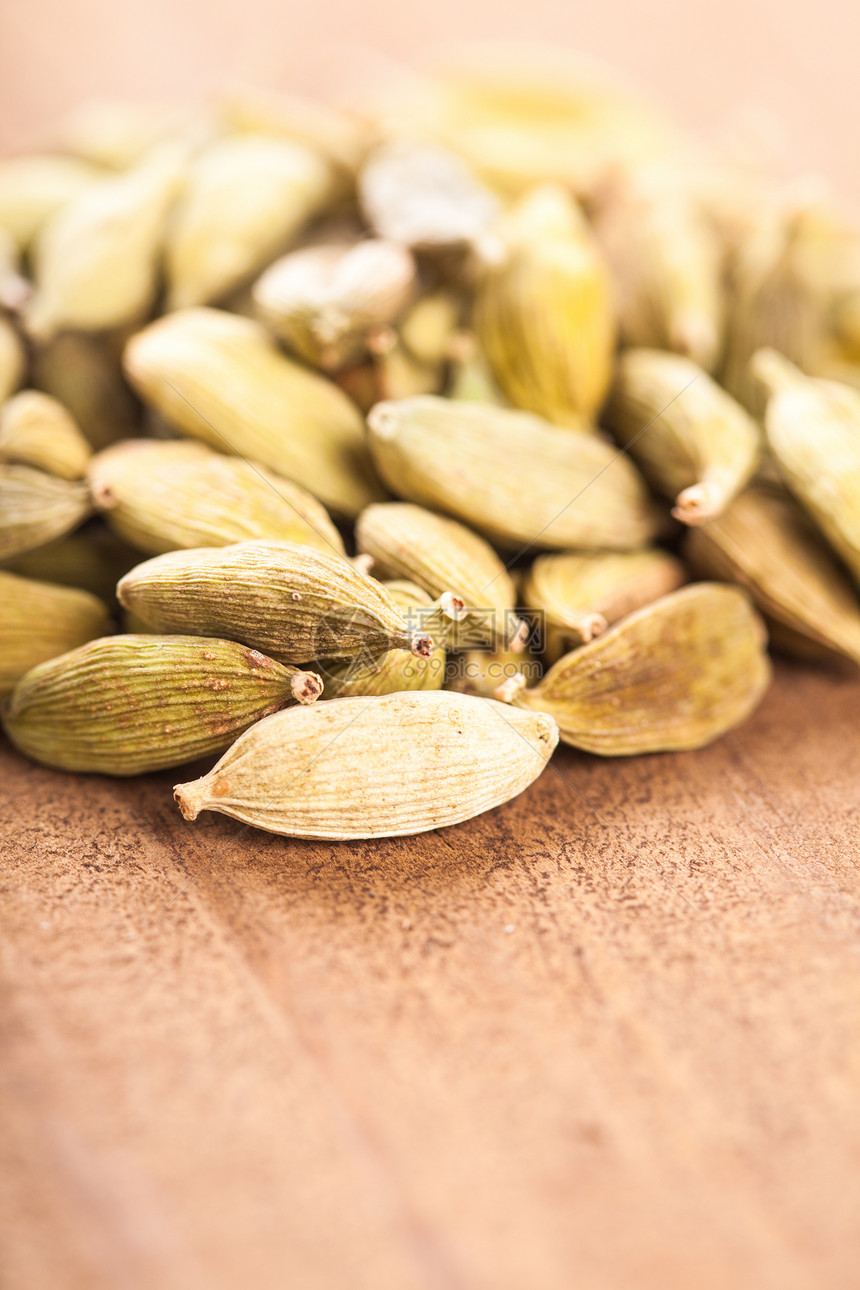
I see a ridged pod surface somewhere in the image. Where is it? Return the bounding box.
[0,390,92,480]
[174,689,558,839]
[0,571,112,698]
[321,582,447,698]
[0,464,92,559]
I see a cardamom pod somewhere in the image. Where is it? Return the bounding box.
[521,548,686,660]
[174,689,558,838]
[0,226,30,311]
[1,524,139,603]
[117,540,433,664]
[445,330,507,404]
[164,135,334,310]
[89,439,344,556]
[605,348,760,524]
[30,330,141,450]
[0,464,92,560]
[26,143,184,339]
[57,100,185,170]
[446,643,539,699]
[0,316,25,403]
[253,239,416,371]
[684,486,860,668]
[0,154,104,249]
[356,501,517,647]
[358,138,499,252]
[0,390,92,480]
[217,86,368,179]
[366,395,662,551]
[3,634,323,775]
[320,581,447,697]
[499,583,770,754]
[592,167,723,370]
[474,184,615,425]
[753,348,860,584]
[123,307,384,518]
[400,289,461,366]
[0,571,112,698]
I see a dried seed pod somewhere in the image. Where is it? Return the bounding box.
[0,154,104,249]
[0,316,26,404]
[445,643,540,699]
[30,330,141,450]
[356,501,517,647]
[89,439,344,557]
[25,144,184,339]
[3,634,323,776]
[1,524,139,602]
[0,465,92,559]
[253,239,416,370]
[0,390,92,480]
[0,226,30,311]
[605,348,760,524]
[174,689,558,839]
[117,540,433,664]
[684,487,860,668]
[358,138,499,253]
[445,330,507,404]
[0,571,112,698]
[123,307,384,518]
[320,581,447,697]
[371,329,443,401]
[164,135,333,310]
[474,184,616,425]
[500,583,770,755]
[217,86,368,178]
[521,548,687,660]
[754,349,860,584]
[720,203,826,416]
[592,168,723,370]
[400,289,461,366]
[57,100,187,170]
[366,395,662,551]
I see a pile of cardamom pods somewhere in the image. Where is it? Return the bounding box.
[2,52,859,839]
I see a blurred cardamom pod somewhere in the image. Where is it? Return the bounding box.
[117,540,433,664]
[0,154,104,250]
[253,238,416,370]
[164,135,334,310]
[400,289,462,366]
[57,100,187,170]
[0,571,112,699]
[521,548,686,660]
[605,348,759,524]
[0,390,92,480]
[0,316,26,403]
[0,464,92,559]
[4,634,323,775]
[1,523,139,603]
[474,184,615,426]
[217,86,368,179]
[174,689,558,839]
[30,330,141,450]
[499,583,770,754]
[446,642,539,699]
[321,580,446,697]
[356,500,517,647]
[89,439,344,556]
[123,306,384,518]
[754,348,860,584]
[684,486,860,668]
[366,395,662,551]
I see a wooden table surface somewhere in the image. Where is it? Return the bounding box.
[3,4,860,1287]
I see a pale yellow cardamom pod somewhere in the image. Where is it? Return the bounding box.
[89,439,344,556]
[31,330,141,450]
[0,570,112,698]
[57,100,188,170]
[320,581,447,698]
[4,634,323,775]
[521,548,687,660]
[253,238,417,370]
[0,464,92,560]
[474,184,616,426]
[498,583,770,755]
[1,525,139,603]
[164,134,334,310]
[0,390,93,480]
[174,689,558,839]
[605,348,760,524]
[399,289,462,367]
[366,395,662,551]
[217,86,369,179]
[123,307,384,518]
[685,486,860,668]
[0,316,26,404]
[117,540,433,664]
[26,143,185,339]
[0,154,105,250]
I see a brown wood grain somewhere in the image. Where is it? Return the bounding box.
[2,660,860,1289]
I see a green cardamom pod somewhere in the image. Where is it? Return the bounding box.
[31,330,141,451]
[320,581,447,697]
[2,524,139,603]
[0,154,104,250]
[367,395,662,551]
[0,464,93,560]
[4,634,323,775]
[117,540,433,664]
[174,689,558,839]
[0,571,112,698]
[499,583,770,754]
[89,439,344,556]
[0,390,93,480]
[605,348,760,524]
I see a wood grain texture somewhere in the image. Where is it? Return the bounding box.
[2,660,860,1290]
